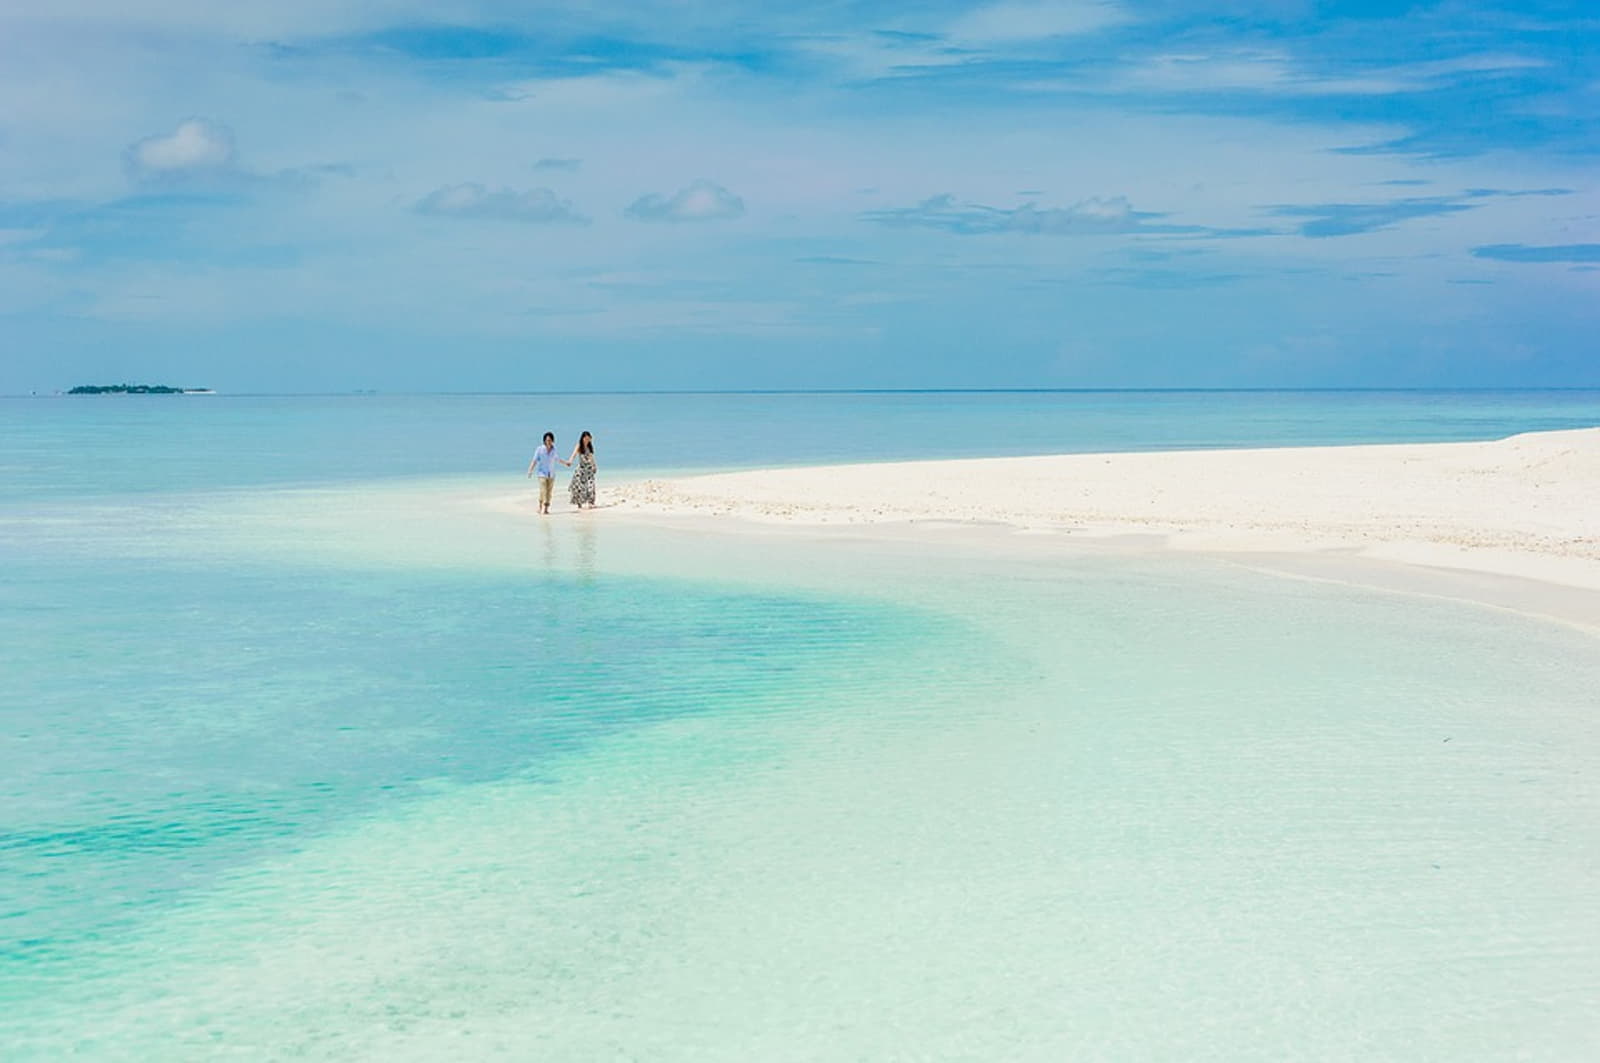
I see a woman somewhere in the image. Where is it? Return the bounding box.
[568,431,597,509]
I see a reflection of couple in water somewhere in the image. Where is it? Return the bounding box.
[526,430,597,515]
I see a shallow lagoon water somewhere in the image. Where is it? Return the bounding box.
[4,395,1600,1058]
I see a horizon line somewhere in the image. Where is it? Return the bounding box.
[10,385,1600,399]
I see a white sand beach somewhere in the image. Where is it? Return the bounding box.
[618,428,1600,597]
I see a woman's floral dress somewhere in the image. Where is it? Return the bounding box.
[569,452,596,506]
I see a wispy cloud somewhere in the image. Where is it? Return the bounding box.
[1092,51,1412,97]
[1472,244,1600,263]
[300,21,780,83]
[625,180,745,222]
[947,1,1129,46]
[1085,266,1246,289]
[1019,49,1551,99]
[1463,187,1572,199]
[862,194,1145,235]
[415,183,588,224]
[534,157,582,172]
[1267,196,1477,238]
[1267,188,1575,238]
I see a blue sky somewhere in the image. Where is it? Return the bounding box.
[0,0,1595,391]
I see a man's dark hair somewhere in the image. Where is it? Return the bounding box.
[543,431,555,443]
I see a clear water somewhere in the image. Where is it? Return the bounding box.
[3,392,1598,1059]
[1,556,948,975]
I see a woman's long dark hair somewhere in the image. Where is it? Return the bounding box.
[578,431,594,455]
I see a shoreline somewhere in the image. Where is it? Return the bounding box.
[600,427,1600,630]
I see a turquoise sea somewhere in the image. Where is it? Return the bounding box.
[4,391,1600,1059]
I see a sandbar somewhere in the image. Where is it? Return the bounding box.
[612,427,1600,624]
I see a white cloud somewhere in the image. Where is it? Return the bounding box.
[123,118,236,182]
[414,183,588,224]
[625,180,745,222]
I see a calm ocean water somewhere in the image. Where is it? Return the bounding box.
[4,389,1600,500]
[3,391,1599,1058]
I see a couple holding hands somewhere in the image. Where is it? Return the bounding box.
[527,430,597,514]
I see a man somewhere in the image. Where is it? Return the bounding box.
[526,431,569,514]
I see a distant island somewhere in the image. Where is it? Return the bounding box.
[67,384,215,395]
